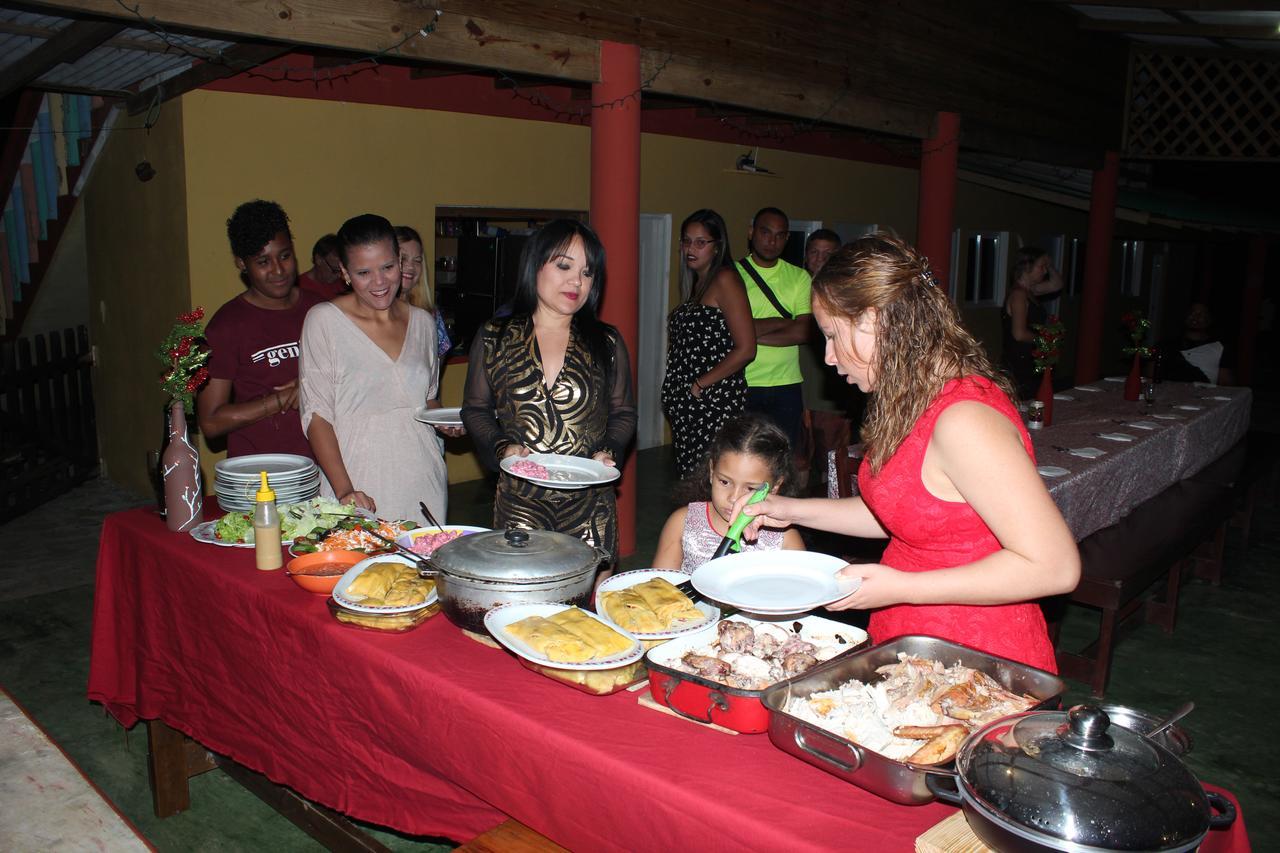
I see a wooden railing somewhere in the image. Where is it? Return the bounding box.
[0,325,97,521]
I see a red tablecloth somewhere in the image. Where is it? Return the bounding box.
[88,509,1252,851]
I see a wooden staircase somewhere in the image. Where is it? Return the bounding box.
[1,90,109,341]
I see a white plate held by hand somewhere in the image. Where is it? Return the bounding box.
[691,551,859,615]
[413,406,464,427]
[500,452,620,489]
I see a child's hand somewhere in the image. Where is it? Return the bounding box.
[733,493,797,541]
[825,562,910,611]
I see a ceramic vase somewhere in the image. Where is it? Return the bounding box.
[1035,368,1055,428]
[162,401,203,532]
[1123,353,1142,401]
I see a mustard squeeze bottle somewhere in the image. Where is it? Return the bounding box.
[253,471,282,570]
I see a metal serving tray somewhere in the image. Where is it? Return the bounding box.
[761,635,1064,805]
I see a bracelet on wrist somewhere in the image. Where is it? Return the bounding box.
[693,378,705,391]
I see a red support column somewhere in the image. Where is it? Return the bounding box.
[915,112,960,287]
[1074,151,1120,384]
[1236,236,1267,386]
[591,41,641,559]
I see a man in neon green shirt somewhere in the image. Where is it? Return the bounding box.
[735,207,812,450]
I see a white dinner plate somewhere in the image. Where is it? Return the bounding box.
[1095,432,1135,442]
[1153,413,1184,420]
[500,453,621,489]
[332,554,437,614]
[691,551,859,615]
[593,569,720,640]
[1103,376,1125,382]
[1037,465,1070,478]
[188,520,255,548]
[395,525,491,555]
[1127,421,1158,430]
[1175,404,1203,411]
[413,406,464,427]
[1065,446,1106,459]
[1074,385,1102,393]
[485,603,643,670]
[214,454,315,478]
[1052,394,1075,401]
[1200,395,1231,402]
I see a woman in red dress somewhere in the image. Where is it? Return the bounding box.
[738,234,1078,672]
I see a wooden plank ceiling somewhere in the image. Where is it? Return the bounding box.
[18,0,1133,166]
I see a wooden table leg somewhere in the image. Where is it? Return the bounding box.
[146,719,216,818]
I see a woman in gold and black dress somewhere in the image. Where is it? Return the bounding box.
[460,220,636,562]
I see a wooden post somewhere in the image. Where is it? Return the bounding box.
[915,111,960,287]
[591,41,641,559]
[1236,236,1268,386]
[1074,151,1120,384]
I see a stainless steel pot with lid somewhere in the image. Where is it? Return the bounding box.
[423,528,605,632]
[928,705,1236,852]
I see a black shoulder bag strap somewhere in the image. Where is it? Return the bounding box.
[738,257,793,320]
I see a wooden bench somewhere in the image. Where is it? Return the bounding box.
[1048,478,1234,696]
[1186,432,1278,579]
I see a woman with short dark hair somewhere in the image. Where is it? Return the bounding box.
[461,219,636,563]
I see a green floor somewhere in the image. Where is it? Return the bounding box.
[0,443,1275,850]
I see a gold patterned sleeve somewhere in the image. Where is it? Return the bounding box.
[460,323,514,471]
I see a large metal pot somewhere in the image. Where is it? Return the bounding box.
[926,705,1236,852]
[421,528,604,632]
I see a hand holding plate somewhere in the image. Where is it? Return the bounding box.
[825,562,902,611]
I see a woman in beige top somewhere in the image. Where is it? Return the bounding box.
[300,214,449,523]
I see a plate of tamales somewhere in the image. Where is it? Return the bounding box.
[594,570,719,640]
[485,604,643,670]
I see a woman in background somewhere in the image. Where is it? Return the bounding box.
[1001,246,1063,399]
[461,219,636,564]
[300,214,448,522]
[739,234,1078,671]
[661,209,756,476]
[395,225,453,361]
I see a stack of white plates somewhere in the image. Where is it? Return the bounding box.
[214,453,320,511]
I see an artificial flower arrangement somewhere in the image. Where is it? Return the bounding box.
[1121,310,1153,358]
[1031,314,1065,374]
[157,307,210,412]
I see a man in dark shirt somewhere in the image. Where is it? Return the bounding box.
[197,200,322,458]
[297,233,346,300]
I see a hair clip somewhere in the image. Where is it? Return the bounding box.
[919,270,937,289]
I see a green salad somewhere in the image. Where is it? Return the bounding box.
[213,496,362,544]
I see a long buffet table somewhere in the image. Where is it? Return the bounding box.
[830,380,1252,541]
[88,508,1250,851]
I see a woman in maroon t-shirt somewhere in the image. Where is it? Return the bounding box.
[197,200,321,459]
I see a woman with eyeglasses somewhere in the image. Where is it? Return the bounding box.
[661,209,756,476]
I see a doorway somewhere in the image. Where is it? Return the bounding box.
[637,213,672,450]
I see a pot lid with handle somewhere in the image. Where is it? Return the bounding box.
[428,527,603,583]
[956,704,1212,851]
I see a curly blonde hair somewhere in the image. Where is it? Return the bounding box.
[812,232,1014,474]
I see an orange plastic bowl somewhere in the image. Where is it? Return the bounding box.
[286,550,365,595]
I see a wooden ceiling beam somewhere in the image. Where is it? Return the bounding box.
[125,42,293,115]
[1078,20,1280,40]
[0,20,224,58]
[1040,0,1280,9]
[24,0,601,83]
[0,19,125,99]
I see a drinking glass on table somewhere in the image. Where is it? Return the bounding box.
[1141,378,1156,408]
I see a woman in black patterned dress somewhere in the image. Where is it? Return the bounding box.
[461,220,636,562]
[661,209,756,476]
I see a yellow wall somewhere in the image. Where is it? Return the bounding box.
[85,88,1094,494]
[84,99,191,497]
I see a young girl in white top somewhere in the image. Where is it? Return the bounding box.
[653,413,806,571]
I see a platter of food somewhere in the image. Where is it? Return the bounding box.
[190,497,372,548]
[691,551,858,615]
[395,525,490,557]
[499,453,620,489]
[289,516,416,555]
[485,603,643,670]
[413,406,464,427]
[761,635,1065,804]
[644,615,869,733]
[594,569,718,639]
[332,555,437,614]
